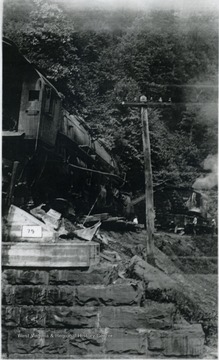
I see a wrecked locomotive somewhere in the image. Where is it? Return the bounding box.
[2,38,124,214]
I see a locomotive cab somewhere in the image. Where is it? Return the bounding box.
[3,38,62,159]
[17,70,62,152]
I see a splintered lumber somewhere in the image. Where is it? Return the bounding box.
[80,213,109,224]
[73,221,101,241]
[42,209,62,231]
[30,203,46,220]
[103,217,126,222]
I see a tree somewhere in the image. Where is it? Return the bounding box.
[3,4,218,200]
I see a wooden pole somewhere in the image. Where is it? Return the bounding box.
[140,104,155,264]
[120,96,156,264]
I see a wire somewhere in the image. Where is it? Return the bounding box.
[68,163,125,182]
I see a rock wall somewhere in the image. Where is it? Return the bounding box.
[2,264,205,358]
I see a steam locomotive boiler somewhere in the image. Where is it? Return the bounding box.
[2,38,123,214]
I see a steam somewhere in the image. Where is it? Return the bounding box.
[193,154,218,190]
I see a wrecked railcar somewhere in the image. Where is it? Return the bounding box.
[132,186,213,232]
[2,38,124,213]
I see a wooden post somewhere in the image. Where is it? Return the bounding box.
[120,96,156,263]
[140,104,155,263]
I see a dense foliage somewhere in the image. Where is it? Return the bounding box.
[3,0,218,195]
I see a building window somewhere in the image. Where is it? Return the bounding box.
[29,90,39,101]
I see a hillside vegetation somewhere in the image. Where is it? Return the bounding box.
[3,0,218,195]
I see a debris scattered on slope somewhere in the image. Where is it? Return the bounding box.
[101,250,121,262]
[30,203,47,220]
[42,208,62,231]
[73,221,101,241]
[2,201,217,352]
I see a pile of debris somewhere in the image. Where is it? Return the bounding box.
[2,198,217,358]
[2,198,142,266]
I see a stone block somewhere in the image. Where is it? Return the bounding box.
[2,306,20,327]
[128,256,176,296]
[2,241,100,267]
[8,329,68,354]
[8,356,81,359]
[46,306,98,328]
[8,329,45,354]
[49,270,83,285]
[105,329,146,354]
[41,330,69,355]
[3,286,76,306]
[46,286,74,306]
[68,329,105,356]
[75,282,143,306]
[49,265,118,286]
[9,286,47,305]
[100,303,175,329]
[2,327,8,354]
[20,306,46,327]
[2,285,15,305]
[3,269,48,285]
[148,324,205,356]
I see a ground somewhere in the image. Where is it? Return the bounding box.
[98,227,218,355]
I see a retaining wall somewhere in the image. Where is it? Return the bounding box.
[2,265,205,358]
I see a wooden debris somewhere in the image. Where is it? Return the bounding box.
[101,250,121,262]
[79,213,109,224]
[30,203,46,220]
[95,233,109,245]
[57,218,68,236]
[73,221,101,241]
[103,250,121,261]
[42,208,62,231]
[100,253,115,262]
[103,217,126,222]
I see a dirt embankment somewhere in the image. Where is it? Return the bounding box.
[99,229,218,350]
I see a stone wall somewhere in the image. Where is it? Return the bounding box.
[2,265,205,358]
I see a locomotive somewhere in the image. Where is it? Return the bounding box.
[2,38,125,215]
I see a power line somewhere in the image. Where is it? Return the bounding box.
[68,163,125,182]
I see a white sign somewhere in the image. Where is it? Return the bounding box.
[22,226,42,238]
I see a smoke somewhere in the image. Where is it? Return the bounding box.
[193,154,218,190]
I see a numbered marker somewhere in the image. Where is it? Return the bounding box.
[22,226,42,238]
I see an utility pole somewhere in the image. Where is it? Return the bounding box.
[120,96,156,263]
[140,96,155,263]
[121,96,172,264]
[120,91,215,262]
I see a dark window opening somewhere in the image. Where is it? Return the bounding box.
[49,94,55,114]
[29,90,39,101]
[45,87,55,116]
[46,87,51,99]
